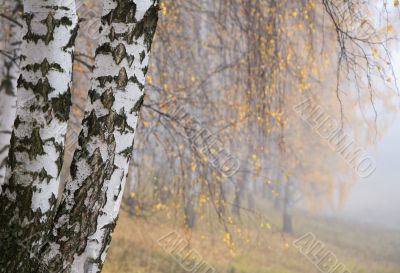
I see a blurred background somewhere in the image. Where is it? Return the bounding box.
[10,0,398,272]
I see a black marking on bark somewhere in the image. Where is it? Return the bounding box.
[139,50,146,63]
[23,13,73,45]
[109,27,116,41]
[131,94,144,113]
[102,0,137,24]
[7,132,17,169]
[96,43,134,66]
[63,22,80,50]
[37,168,53,183]
[51,140,65,175]
[42,5,71,11]
[52,88,72,122]
[23,58,64,77]
[128,4,159,50]
[142,65,148,75]
[96,72,142,90]
[113,43,127,65]
[101,89,115,110]
[88,89,101,103]
[117,67,128,88]
[17,76,54,101]
[118,145,133,159]
[27,128,44,159]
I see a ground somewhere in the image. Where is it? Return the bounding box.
[104,205,400,273]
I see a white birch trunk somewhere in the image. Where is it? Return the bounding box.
[0,0,78,271]
[40,1,159,272]
[0,0,22,185]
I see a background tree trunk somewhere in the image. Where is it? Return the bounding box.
[0,0,78,271]
[282,179,293,234]
[0,0,22,185]
[40,1,160,272]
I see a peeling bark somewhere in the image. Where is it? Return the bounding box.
[0,0,22,186]
[0,0,78,271]
[40,1,160,272]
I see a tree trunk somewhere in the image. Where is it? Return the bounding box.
[0,0,22,185]
[232,173,246,219]
[282,179,293,234]
[40,1,160,272]
[0,0,78,271]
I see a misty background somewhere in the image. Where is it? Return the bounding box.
[326,41,400,230]
[331,117,400,230]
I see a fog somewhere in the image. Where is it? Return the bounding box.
[327,41,400,230]
[331,117,400,229]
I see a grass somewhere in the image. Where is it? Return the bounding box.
[103,205,400,273]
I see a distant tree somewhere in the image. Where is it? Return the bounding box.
[0,0,22,184]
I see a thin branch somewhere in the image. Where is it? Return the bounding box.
[0,13,22,28]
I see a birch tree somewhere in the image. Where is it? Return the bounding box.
[38,0,160,272]
[0,0,78,271]
[0,0,22,185]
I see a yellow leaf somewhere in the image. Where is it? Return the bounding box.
[283,243,290,251]
[160,103,168,112]
[395,0,399,7]
[160,2,167,15]
[387,24,393,33]
[147,75,153,84]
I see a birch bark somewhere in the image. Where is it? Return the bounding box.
[0,0,78,271]
[0,0,22,185]
[40,1,159,272]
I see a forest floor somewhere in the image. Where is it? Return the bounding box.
[103,204,400,273]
